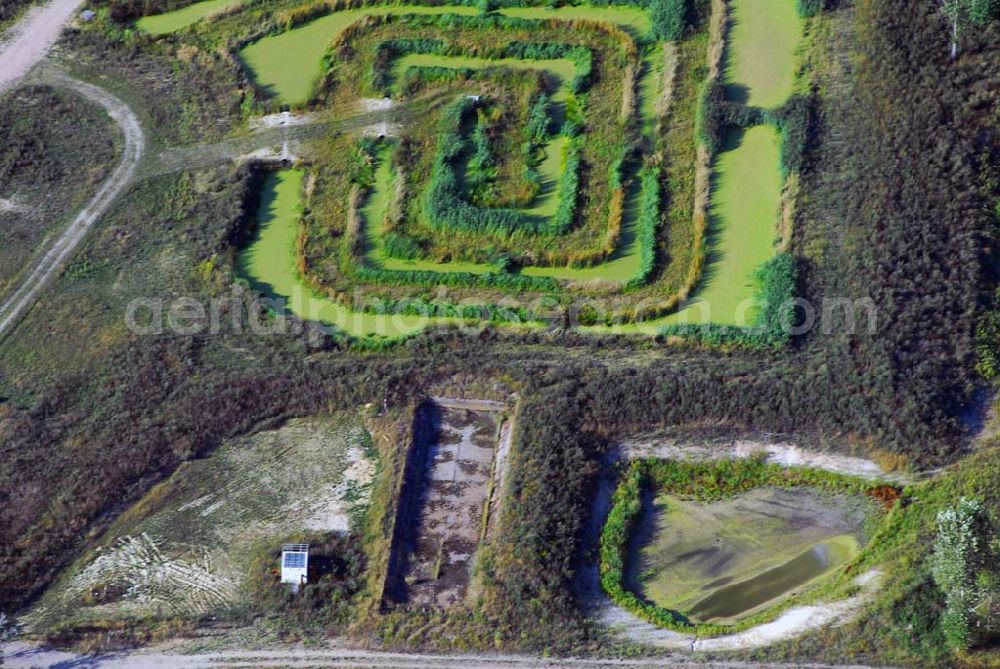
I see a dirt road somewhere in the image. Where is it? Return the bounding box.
[0,642,890,668]
[0,77,445,340]
[0,74,145,339]
[0,0,84,94]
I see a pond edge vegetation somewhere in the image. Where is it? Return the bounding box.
[599,457,893,636]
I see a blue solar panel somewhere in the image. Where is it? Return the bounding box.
[283,552,306,569]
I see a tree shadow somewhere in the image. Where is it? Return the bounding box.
[235,171,285,305]
[719,11,750,105]
[623,485,663,597]
[381,400,443,607]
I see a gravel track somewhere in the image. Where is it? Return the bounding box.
[0,74,145,340]
[0,0,83,94]
[0,642,890,668]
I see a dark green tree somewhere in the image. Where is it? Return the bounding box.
[797,0,824,17]
[942,0,996,58]
[650,0,686,41]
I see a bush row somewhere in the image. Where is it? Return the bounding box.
[598,461,698,632]
[368,33,595,96]
[650,0,687,41]
[372,37,447,93]
[549,140,582,235]
[502,41,593,93]
[626,166,661,287]
[766,94,814,179]
[342,137,560,290]
[424,97,580,237]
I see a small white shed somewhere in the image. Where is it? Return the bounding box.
[280,544,309,592]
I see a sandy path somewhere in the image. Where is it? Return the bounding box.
[621,438,909,483]
[0,74,145,339]
[0,642,890,668]
[0,0,84,94]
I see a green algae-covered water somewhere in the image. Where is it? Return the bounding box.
[688,535,858,622]
[236,169,446,339]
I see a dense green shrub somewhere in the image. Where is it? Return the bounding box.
[659,252,797,347]
[797,0,824,18]
[467,111,497,195]
[371,34,594,96]
[353,259,558,291]
[424,97,580,237]
[382,233,422,260]
[969,0,998,24]
[627,166,661,288]
[247,532,366,631]
[768,95,813,178]
[524,93,552,144]
[351,137,381,186]
[465,95,550,208]
[650,0,687,41]
[333,11,609,99]
[347,289,539,320]
[695,79,725,152]
[372,38,446,93]
[550,141,581,235]
[502,41,593,93]
[931,498,984,650]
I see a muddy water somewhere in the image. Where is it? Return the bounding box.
[688,536,856,622]
[386,400,507,609]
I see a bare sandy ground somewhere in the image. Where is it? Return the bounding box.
[621,437,908,483]
[0,0,84,94]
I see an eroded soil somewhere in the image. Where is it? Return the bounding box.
[397,402,503,608]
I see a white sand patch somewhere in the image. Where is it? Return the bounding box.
[591,569,882,652]
[27,533,241,623]
[621,437,906,482]
[25,417,377,629]
[360,97,395,112]
[693,569,882,651]
[0,0,84,94]
[248,111,315,130]
[239,144,300,163]
[303,444,376,532]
